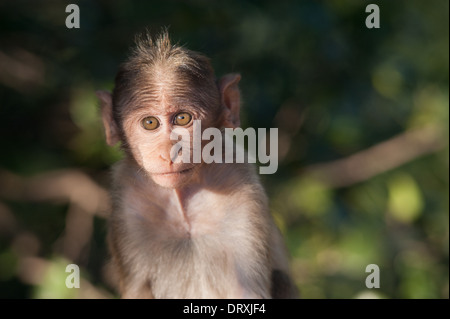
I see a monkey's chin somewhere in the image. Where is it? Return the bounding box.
[150,168,195,189]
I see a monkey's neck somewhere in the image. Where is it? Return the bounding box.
[173,187,193,232]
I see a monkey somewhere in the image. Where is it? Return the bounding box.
[96,30,298,299]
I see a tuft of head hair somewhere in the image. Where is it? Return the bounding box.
[126,29,214,80]
[112,29,220,120]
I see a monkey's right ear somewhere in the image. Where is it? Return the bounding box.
[219,73,241,128]
[96,90,120,146]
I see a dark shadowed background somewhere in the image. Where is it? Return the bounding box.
[0,0,448,298]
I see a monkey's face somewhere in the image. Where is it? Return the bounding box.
[121,102,217,189]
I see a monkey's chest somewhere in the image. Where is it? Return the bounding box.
[139,189,231,237]
[128,212,243,298]
[119,185,260,297]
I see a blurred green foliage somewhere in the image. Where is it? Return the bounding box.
[0,0,448,298]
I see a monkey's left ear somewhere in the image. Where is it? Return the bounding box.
[219,73,241,128]
[96,90,120,146]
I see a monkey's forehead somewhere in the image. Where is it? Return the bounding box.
[126,100,203,115]
[120,90,214,116]
[118,79,219,114]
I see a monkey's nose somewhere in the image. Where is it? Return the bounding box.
[161,149,182,163]
[159,152,174,163]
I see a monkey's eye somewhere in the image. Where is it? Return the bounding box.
[174,112,192,126]
[141,116,160,130]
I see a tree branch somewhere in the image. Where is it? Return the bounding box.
[302,125,447,188]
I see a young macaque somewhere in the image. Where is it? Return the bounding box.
[97,30,297,299]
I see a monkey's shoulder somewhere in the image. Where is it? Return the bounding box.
[201,162,265,192]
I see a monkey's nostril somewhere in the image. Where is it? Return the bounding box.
[160,153,172,163]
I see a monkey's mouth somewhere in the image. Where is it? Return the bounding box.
[153,167,195,176]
